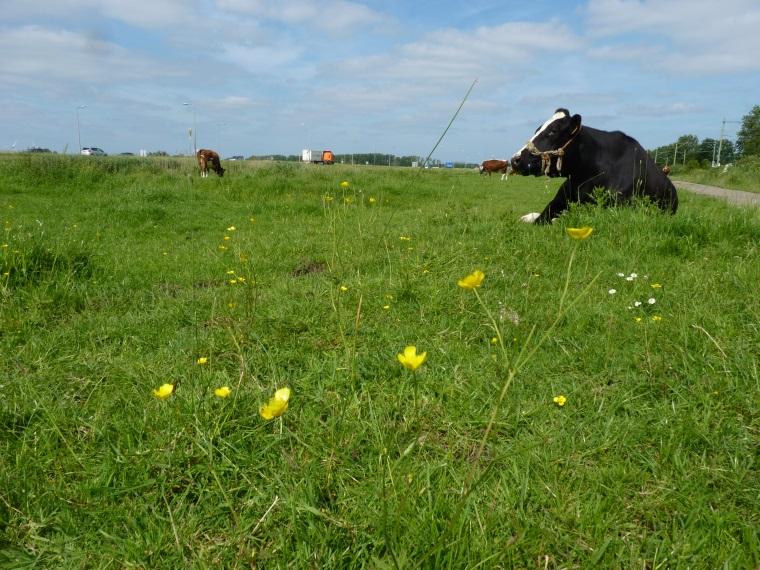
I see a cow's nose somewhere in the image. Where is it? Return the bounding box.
[510,155,521,169]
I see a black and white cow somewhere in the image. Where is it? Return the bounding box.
[510,108,678,224]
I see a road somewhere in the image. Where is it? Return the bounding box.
[674,180,760,207]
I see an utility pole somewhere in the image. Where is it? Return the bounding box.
[715,118,741,167]
[76,105,86,153]
[672,142,678,166]
[716,119,726,167]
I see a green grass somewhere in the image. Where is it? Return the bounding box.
[671,155,760,193]
[1,155,759,568]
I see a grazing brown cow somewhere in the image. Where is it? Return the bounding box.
[662,165,671,176]
[197,149,225,178]
[479,159,510,180]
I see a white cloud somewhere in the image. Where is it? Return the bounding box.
[220,42,307,75]
[0,25,171,83]
[626,102,703,117]
[585,0,760,73]
[3,0,196,30]
[332,20,583,88]
[214,0,387,33]
[216,96,258,109]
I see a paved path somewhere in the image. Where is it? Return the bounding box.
[674,180,760,207]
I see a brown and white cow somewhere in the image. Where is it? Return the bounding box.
[479,159,510,180]
[197,149,225,178]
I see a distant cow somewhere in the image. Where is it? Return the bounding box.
[197,149,225,178]
[479,159,509,180]
[510,108,678,223]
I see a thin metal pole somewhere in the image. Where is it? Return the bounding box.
[76,105,86,153]
[422,78,478,169]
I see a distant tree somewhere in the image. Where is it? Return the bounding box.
[736,105,760,157]
[717,139,736,164]
[698,138,718,163]
[676,135,700,164]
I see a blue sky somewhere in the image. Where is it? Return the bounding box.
[2,0,759,161]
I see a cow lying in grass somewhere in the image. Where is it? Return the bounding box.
[197,149,225,178]
[510,108,678,223]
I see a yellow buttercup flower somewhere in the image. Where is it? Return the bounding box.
[457,270,485,289]
[397,346,427,371]
[227,226,236,231]
[260,387,291,420]
[214,386,231,398]
[553,395,567,406]
[340,181,350,188]
[197,357,208,365]
[152,383,174,400]
[566,226,593,240]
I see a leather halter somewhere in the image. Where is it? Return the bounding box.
[524,125,581,176]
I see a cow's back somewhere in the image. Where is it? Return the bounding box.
[569,127,677,213]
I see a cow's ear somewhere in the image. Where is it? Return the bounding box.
[570,114,582,134]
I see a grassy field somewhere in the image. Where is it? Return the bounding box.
[1,155,759,568]
[670,155,760,194]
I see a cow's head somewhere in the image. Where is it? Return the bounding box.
[510,108,581,176]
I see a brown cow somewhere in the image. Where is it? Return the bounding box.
[479,159,510,180]
[197,149,225,178]
[662,165,671,176]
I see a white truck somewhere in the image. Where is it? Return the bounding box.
[302,149,335,164]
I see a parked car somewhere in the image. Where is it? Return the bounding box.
[27,147,53,153]
[81,147,107,156]
[228,155,245,161]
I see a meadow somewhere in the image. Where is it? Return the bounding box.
[1,155,759,568]
[670,155,760,194]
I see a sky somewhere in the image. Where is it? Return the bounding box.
[2,0,759,161]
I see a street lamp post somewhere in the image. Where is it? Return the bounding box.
[76,105,87,153]
[183,102,196,156]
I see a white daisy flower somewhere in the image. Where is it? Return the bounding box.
[634,301,642,307]
[630,273,638,278]
[608,289,617,295]
[648,298,656,305]
[626,276,635,282]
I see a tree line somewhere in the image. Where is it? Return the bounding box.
[649,105,760,167]
[247,153,478,168]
